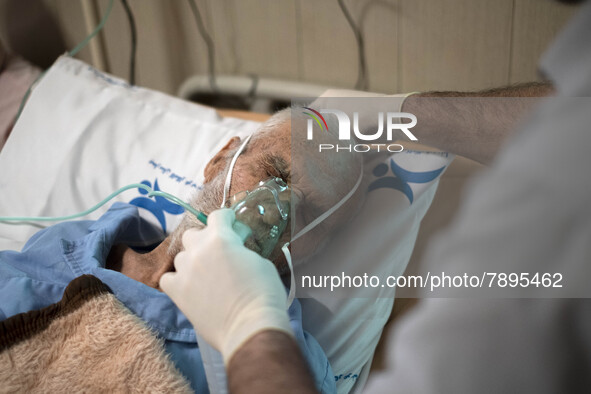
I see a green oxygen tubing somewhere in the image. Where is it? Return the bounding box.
[0,183,208,225]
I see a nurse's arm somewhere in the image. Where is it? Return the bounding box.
[401,82,554,164]
[228,330,318,394]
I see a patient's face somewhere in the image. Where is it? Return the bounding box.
[174,110,362,273]
[208,122,293,269]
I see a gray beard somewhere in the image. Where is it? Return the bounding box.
[167,169,227,256]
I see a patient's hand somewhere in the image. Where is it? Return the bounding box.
[106,240,175,290]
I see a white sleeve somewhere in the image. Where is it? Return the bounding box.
[366,98,591,393]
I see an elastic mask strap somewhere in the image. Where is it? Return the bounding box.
[291,163,364,243]
[282,242,296,308]
[282,166,363,308]
[221,134,253,208]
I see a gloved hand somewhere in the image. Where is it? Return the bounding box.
[159,208,294,365]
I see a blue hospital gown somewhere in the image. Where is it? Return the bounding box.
[0,202,336,393]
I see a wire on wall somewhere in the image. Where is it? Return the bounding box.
[187,0,218,92]
[120,0,137,85]
[337,0,368,91]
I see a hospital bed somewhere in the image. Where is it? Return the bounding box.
[0,56,483,393]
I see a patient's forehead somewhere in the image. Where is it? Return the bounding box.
[232,114,357,200]
[229,122,292,193]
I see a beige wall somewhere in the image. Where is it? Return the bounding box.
[0,0,580,96]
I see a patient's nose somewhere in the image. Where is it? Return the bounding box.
[260,199,281,226]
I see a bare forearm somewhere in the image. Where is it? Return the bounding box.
[228,330,318,394]
[415,82,554,98]
[402,82,554,164]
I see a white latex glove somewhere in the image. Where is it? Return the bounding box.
[160,208,294,364]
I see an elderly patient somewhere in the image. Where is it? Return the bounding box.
[107,108,360,285]
[0,108,360,393]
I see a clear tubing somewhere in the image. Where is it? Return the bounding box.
[70,0,115,57]
[0,183,207,225]
[16,0,115,122]
[221,134,253,208]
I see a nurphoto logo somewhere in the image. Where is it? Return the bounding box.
[304,108,418,153]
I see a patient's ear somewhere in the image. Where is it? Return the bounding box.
[203,137,242,183]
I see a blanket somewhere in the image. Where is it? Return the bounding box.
[0,275,192,393]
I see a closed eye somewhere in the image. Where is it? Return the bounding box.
[259,154,291,183]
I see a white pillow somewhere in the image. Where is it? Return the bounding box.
[0,56,259,250]
[299,149,453,393]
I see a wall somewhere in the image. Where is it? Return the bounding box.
[0,0,580,96]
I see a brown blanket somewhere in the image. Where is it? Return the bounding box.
[0,275,192,393]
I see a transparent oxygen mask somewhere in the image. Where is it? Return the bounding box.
[225,177,290,258]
